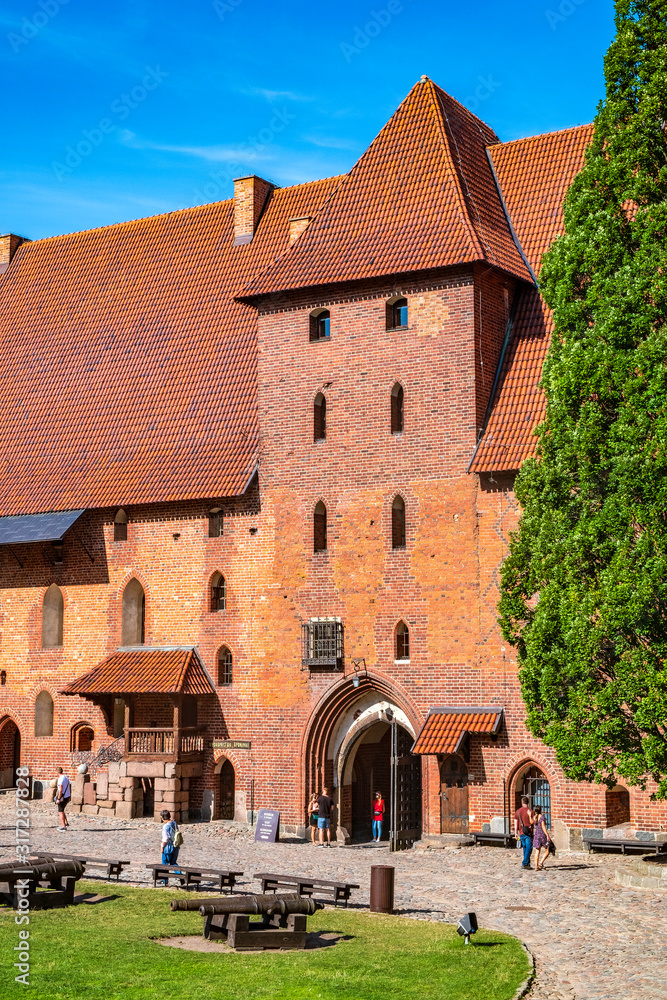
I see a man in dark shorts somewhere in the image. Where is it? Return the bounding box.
[55,767,71,831]
[316,787,334,847]
[513,795,533,869]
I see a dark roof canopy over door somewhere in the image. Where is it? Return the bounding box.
[0,508,85,545]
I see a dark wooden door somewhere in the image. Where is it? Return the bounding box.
[390,724,421,851]
[440,756,469,834]
[219,760,235,820]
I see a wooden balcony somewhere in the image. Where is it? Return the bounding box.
[124,726,206,762]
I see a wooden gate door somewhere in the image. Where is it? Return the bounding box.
[389,724,422,851]
[440,756,469,834]
[219,760,235,820]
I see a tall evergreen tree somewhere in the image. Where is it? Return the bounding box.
[499,1,667,798]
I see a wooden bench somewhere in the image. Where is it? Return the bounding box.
[147,864,243,891]
[471,832,517,848]
[253,872,360,908]
[32,853,130,881]
[584,838,667,856]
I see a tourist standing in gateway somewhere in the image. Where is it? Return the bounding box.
[372,791,385,842]
[316,787,334,847]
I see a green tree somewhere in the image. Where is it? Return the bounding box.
[499,0,667,799]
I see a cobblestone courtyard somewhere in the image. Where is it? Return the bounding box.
[2,802,664,1000]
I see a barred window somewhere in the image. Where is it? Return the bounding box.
[301,618,344,670]
[217,646,233,685]
[392,495,406,549]
[208,508,224,538]
[391,383,404,434]
[210,572,226,612]
[314,501,327,552]
[395,621,410,660]
[314,393,326,441]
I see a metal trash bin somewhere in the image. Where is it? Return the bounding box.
[370,864,395,914]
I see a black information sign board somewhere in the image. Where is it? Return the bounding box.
[254,808,280,843]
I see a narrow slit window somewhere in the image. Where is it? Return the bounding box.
[314,501,327,552]
[210,572,226,612]
[217,646,233,685]
[392,495,406,549]
[314,393,326,441]
[386,297,408,330]
[208,508,223,538]
[309,309,330,342]
[396,621,410,660]
[391,383,404,434]
[42,584,64,648]
[114,509,128,542]
[121,579,145,645]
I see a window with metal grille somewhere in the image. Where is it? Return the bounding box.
[395,621,410,660]
[210,572,226,612]
[301,618,344,670]
[391,383,404,434]
[314,393,326,441]
[114,509,127,542]
[208,508,223,537]
[217,646,233,685]
[314,501,327,552]
[392,495,406,549]
[309,309,330,341]
[386,297,408,330]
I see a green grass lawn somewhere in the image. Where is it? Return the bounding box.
[1,882,529,999]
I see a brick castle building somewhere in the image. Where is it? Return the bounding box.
[0,77,664,847]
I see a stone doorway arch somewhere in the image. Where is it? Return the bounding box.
[215,757,236,820]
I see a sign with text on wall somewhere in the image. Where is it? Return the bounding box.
[210,740,251,750]
[255,808,280,843]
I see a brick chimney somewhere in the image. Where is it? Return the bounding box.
[233,176,274,246]
[0,233,28,275]
[288,216,311,245]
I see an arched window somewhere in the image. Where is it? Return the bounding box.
[208,507,223,538]
[309,308,330,342]
[42,584,63,649]
[391,383,404,434]
[314,501,327,552]
[386,296,408,330]
[121,579,145,645]
[34,691,54,737]
[392,495,406,549]
[70,723,94,752]
[210,572,226,612]
[395,621,410,660]
[114,508,128,542]
[314,392,326,441]
[217,646,233,686]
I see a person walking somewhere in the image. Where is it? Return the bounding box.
[55,768,71,831]
[513,795,533,869]
[372,791,385,842]
[316,787,334,847]
[307,793,319,845]
[532,805,552,870]
[160,810,181,867]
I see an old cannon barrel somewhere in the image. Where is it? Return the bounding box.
[198,893,324,917]
[171,897,235,912]
[0,859,84,881]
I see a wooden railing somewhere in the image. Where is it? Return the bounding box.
[125,727,206,761]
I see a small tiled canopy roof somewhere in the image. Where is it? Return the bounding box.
[412,707,504,755]
[60,647,215,697]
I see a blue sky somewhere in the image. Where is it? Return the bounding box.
[0,0,614,240]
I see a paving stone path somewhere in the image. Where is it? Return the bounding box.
[1,801,664,1000]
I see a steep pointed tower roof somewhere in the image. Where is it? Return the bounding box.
[244,77,532,296]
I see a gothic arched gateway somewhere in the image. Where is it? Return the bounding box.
[303,675,422,849]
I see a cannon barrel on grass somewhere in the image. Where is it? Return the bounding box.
[171,891,325,950]
[0,857,84,910]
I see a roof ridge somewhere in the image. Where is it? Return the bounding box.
[491,121,594,151]
[22,173,348,248]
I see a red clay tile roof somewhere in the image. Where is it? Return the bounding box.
[0,176,341,516]
[470,124,594,473]
[412,707,503,755]
[60,646,215,696]
[243,77,532,297]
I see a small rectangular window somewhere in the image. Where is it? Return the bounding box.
[114,521,127,542]
[301,619,344,670]
[208,511,223,537]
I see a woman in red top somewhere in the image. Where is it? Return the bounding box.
[372,791,385,842]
